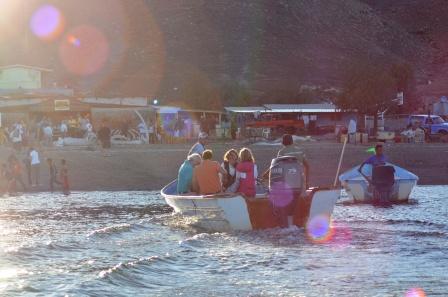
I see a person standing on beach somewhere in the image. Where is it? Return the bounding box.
[43,124,53,147]
[29,147,40,186]
[9,155,26,192]
[188,132,208,156]
[1,163,11,195]
[97,120,111,157]
[60,159,70,195]
[22,154,32,186]
[47,158,60,193]
[60,121,68,139]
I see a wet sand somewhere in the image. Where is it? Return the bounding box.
[0,141,446,191]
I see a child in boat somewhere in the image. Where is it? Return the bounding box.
[236,148,258,197]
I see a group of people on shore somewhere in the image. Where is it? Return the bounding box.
[177,133,308,198]
[1,148,70,196]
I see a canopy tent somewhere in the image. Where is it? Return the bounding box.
[433,96,448,116]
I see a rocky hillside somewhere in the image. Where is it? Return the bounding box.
[0,0,443,105]
[362,0,448,99]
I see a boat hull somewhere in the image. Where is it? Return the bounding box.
[161,181,340,231]
[339,163,418,203]
[341,179,417,202]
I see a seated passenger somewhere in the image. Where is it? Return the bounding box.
[221,149,238,192]
[192,150,227,195]
[236,148,258,197]
[177,153,202,194]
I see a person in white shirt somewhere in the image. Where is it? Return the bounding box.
[137,122,148,143]
[43,125,53,147]
[60,121,68,138]
[348,118,357,144]
[29,147,40,186]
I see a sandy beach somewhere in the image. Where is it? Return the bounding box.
[0,140,446,192]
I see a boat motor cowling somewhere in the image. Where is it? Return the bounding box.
[372,165,395,188]
[371,165,395,204]
[269,156,304,193]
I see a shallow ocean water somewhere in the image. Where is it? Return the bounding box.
[0,186,447,296]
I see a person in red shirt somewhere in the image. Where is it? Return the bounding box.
[236,148,258,197]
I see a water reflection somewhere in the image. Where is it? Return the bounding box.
[0,188,446,296]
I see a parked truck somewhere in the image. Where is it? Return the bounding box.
[408,114,448,135]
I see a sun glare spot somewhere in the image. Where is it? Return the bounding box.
[59,25,110,76]
[0,268,27,280]
[30,5,65,40]
[306,215,334,243]
[406,288,426,297]
[67,35,81,47]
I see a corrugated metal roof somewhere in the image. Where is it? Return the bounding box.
[224,106,267,113]
[0,64,52,72]
[263,103,338,113]
[225,104,340,113]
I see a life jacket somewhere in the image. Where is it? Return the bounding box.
[222,161,236,189]
[236,161,256,197]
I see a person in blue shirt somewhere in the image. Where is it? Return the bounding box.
[358,142,388,180]
[177,153,202,194]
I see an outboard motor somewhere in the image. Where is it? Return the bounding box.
[268,156,305,227]
[371,165,395,205]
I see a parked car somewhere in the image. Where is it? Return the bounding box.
[408,114,448,135]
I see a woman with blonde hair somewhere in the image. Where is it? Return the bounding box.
[235,147,258,197]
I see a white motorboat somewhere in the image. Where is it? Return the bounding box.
[339,163,418,203]
[161,181,340,232]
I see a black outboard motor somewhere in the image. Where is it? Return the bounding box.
[371,165,395,205]
[269,156,305,227]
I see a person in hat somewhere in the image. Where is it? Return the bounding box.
[188,132,208,156]
[359,142,389,173]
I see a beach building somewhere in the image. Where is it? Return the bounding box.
[225,103,357,138]
[0,64,52,90]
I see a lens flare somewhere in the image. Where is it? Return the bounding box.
[405,288,426,297]
[67,35,81,47]
[59,25,110,76]
[330,222,352,249]
[306,215,334,243]
[268,182,294,207]
[30,5,64,40]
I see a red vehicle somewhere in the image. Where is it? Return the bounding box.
[246,113,304,135]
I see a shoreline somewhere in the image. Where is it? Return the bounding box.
[0,141,446,192]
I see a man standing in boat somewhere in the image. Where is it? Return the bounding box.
[276,134,309,186]
[269,134,309,227]
[188,132,208,156]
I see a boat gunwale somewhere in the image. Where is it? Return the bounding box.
[162,180,341,201]
[161,180,269,200]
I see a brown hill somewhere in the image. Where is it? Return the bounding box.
[362,0,448,99]
[0,0,435,106]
